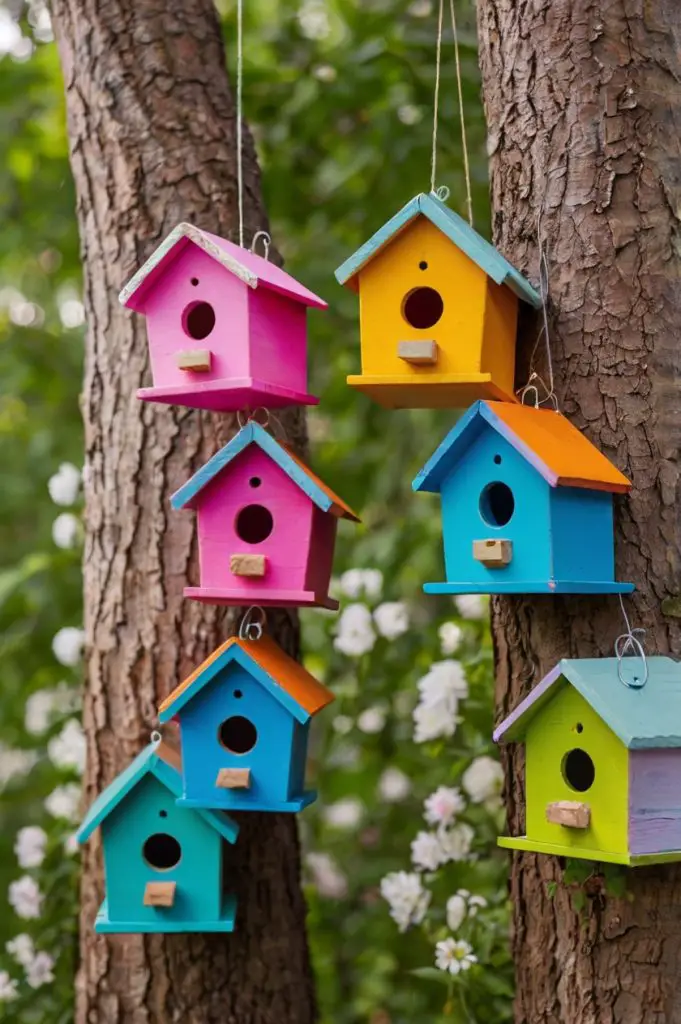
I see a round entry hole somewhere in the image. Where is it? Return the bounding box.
[562,748,595,793]
[143,832,182,870]
[479,482,515,527]
[402,286,444,329]
[183,300,216,340]
[219,715,257,754]
[235,504,273,544]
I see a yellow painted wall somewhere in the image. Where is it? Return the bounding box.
[481,278,518,397]
[525,686,628,857]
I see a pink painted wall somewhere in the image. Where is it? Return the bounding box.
[305,507,337,594]
[248,288,308,393]
[195,446,316,597]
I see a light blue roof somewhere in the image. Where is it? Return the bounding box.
[334,191,542,308]
[495,657,681,749]
[77,742,239,844]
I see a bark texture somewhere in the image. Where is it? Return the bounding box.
[476,2,681,1022]
[49,2,315,1021]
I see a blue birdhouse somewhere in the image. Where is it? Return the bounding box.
[158,635,335,812]
[76,741,239,934]
[412,400,634,595]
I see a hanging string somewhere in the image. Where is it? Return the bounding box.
[236,407,271,430]
[150,730,162,746]
[239,606,266,642]
[251,230,271,259]
[517,206,558,410]
[614,593,648,689]
[236,0,245,247]
[429,0,445,194]
[448,0,473,227]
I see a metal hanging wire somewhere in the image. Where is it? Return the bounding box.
[239,606,266,641]
[614,593,648,689]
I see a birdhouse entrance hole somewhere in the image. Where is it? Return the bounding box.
[182,301,216,340]
[219,715,258,754]
[562,748,595,793]
[402,287,444,329]
[235,504,274,544]
[143,832,182,870]
[479,482,515,527]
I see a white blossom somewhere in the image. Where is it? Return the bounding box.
[24,684,79,735]
[438,621,463,655]
[47,462,81,506]
[305,852,348,899]
[11,34,33,61]
[454,594,489,621]
[468,894,488,916]
[462,756,504,805]
[44,782,81,821]
[323,797,363,830]
[439,822,475,863]
[0,743,37,787]
[380,871,431,932]
[52,512,80,549]
[398,104,422,126]
[0,970,18,1002]
[435,937,477,975]
[378,767,411,803]
[357,706,386,734]
[313,64,337,82]
[6,933,34,967]
[8,876,43,919]
[25,951,55,989]
[297,0,330,39]
[334,603,376,657]
[373,601,409,639]
[51,627,85,667]
[410,830,445,871]
[14,826,47,869]
[417,660,468,709]
[64,833,80,856]
[408,0,432,15]
[59,298,84,329]
[424,786,465,827]
[446,893,467,931]
[332,714,353,735]
[413,701,458,744]
[339,568,383,600]
[0,10,21,57]
[47,718,86,774]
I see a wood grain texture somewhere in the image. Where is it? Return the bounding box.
[477,1,681,1020]
[144,882,176,908]
[545,801,590,830]
[216,767,251,790]
[473,539,513,568]
[49,1,315,1021]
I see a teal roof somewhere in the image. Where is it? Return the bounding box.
[76,742,239,844]
[334,192,542,308]
[495,657,681,749]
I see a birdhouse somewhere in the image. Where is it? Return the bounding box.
[119,223,327,411]
[334,192,542,409]
[158,635,335,812]
[76,741,239,933]
[171,421,359,609]
[412,400,634,595]
[495,657,681,866]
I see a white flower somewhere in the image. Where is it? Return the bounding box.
[424,786,465,826]
[410,830,445,871]
[8,876,43,919]
[357,706,386,734]
[398,104,422,126]
[454,594,489,621]
[59,298,84,328]
[468,894,488,917]
[0,10,21,58]
[0,743,37,787]
[14,827,47,869]
[313,64,337,82]
[47,462,81,506]
[305,852,348,899]
[446,893,467,931]
[339,568,383,600]
[0,970,18,1002]
[373,601,409,639]
[408,0,432,15]
[438,622,463,655]
[6,933,34,967]
[334,603,376,657]
[323,797,363,829]
[25,951,55,989]
[297,0,330,39]
[439,822,475,863]
[435,938,477,975]
[462,756,504,805]
[52,512,80,549]
[417,661,468,709]
[332,715,353,735]
[413,701,458,744]
[44,782,81,821]
[378,767,411,803]
[64,833,80,855]
[47,718,86,774]
[24,684,79,735]
[380,871,431,932]
[51,627,85,667]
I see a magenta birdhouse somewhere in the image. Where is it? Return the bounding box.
[119,223,327,411]
[171,421,360,609]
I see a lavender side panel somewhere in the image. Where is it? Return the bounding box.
[629,749,681,855]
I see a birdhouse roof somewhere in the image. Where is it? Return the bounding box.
[412,400,631,495]
[170,420,360,520]
[158,635,335,725]
[494,657,681,749]
[334,191,542,308]
[76,741,239,844]
[119,222,327,312]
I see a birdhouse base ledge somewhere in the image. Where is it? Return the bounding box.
[137,378,319,413]
[177,790,317,813]
[93,895,237,934]
[346,373,517,409]
[423,580,635,596]
[498,836,681,867]
[184,587,338,609]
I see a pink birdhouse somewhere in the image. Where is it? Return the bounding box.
[119,223,327,412]
[170,422,360,609]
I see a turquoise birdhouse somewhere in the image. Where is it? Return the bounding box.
[158,635,335,812]
[76,741,239,934]
[412,400,634,595]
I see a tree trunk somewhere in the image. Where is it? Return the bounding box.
[49,2,315,1021]
[476,2,681,1022]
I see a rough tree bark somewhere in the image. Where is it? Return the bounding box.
[49,2,315,1022]
[477,2,681,1022]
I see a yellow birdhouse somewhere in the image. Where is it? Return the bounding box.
[334,192,542,409]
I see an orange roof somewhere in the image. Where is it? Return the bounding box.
[281,442,360,521]
[158,635,334,720]
[486,402,631,493]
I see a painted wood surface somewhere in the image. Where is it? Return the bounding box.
[629,749,681,855]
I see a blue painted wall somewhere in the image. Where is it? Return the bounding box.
[102,775,222,926]
[550,487,615,583]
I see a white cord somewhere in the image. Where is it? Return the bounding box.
[449,0,473,227]
[615,593,648,689]
[430,0,444,194]
[236,0,244,247]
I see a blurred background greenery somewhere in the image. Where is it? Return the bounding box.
[0,0,511,1021]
